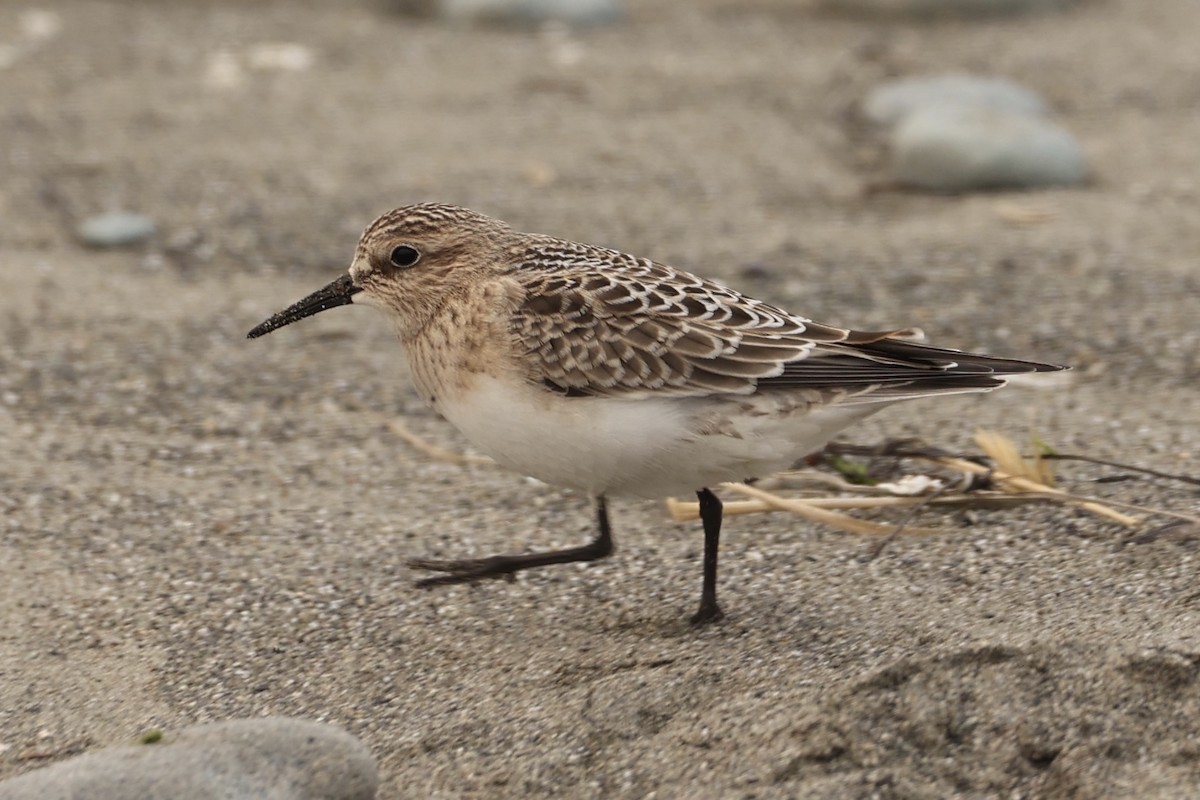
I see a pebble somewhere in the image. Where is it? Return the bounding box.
[816,0,1075,18]
[77,212,157,248]
[247,42,315,73]
[0,9,63,70]
[20,9,63,42]
[863,74,1046,129]
[0,717,379,800]
[889,106,1087,191]
[435,0,623,26]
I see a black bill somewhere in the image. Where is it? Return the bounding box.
[247,274,362,339]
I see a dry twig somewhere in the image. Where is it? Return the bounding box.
[385,417,495,466]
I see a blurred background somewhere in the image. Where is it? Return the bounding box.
[3,1,1199,797]
[4,0,1195,368]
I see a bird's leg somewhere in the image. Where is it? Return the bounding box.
[691,488,725,625]
[409,496,614,586]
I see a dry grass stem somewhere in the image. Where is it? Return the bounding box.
[716,482,945,536]
[669,432,1176,535]
[930,454,1140,527]
[974,429,1055,486]
[665,492,1043,523]
[386,417,496,466]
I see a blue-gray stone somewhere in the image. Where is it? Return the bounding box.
[437,0,623,26]
[864,74,1047,128]
[0,717,378,800]
[77,212,157,248]
[889,106,1087,191]
[817,0,1076,18]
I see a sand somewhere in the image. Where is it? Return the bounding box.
[1,0,1198,797]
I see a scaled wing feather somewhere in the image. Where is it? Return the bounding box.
[507,239,1054,400]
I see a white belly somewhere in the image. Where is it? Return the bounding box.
[435,376,882,499]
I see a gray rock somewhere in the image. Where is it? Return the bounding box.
[889,106,1087,191]
[863,74,1047,128]
[435,0,623,26]
[0,717,378,800]
[77,212,157,248]
[816,0,1076,18]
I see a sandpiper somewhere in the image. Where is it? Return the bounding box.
[248,203,1065,624]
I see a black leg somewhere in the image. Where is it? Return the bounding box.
[691,488,725,625]
[409,496,615,586]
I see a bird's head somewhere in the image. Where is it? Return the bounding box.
[247,203,512,340]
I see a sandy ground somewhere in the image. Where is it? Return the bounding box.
[2,0,1199,797]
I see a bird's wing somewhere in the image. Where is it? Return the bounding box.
[508,240,1060,401]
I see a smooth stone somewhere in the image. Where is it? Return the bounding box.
[863,74,1047,128]
[816,0,1075,18]
[436,0,623,26]
[0,717,378,800]
[77,212,157,248]
[889,106,1087,191]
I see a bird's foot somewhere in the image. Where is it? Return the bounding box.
[689,598,725,626]
[407,555,522,586]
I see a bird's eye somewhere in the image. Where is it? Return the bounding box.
[389,245,421,268]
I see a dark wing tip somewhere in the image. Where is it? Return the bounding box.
[861,335,1068,375]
